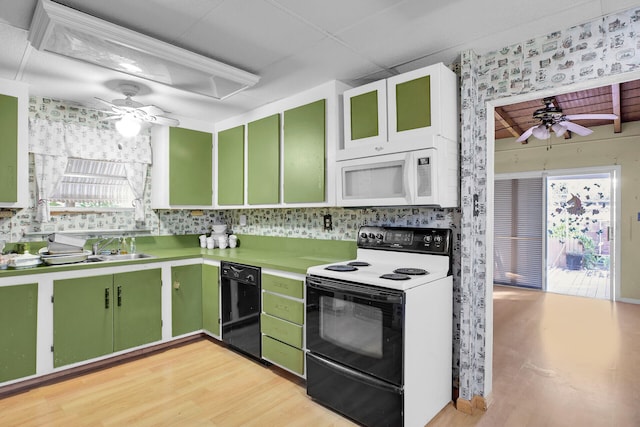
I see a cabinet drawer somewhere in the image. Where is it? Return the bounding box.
[261,313,302,348]
[262,292,304,324]
[262,335,304,375]
[262,274,303,299]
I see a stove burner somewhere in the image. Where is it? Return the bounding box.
[325,265,358,272]
[380,273,411,281]
[347,261,371,267]
[393,268,428,275]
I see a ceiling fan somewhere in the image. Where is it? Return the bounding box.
[96,83,180,137]
[516,97,617,143]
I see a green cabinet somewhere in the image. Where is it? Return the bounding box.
[202,264,220,336]
[283,99,326,203]
[0,94,19,203]
[0,283,37,382]
[171,264,203,336]
[53,270,161,368]
[340,63,458,160]
[247,114,280,205]
[169,127,213,206]
[217,125,245,205]
[261,274,305,376]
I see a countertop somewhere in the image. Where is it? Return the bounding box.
[0,234,357,278]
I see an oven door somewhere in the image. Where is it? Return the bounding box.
[306,276,404,386]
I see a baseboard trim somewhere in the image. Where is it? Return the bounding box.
[618,297,640,305]
[456,395,489,414]
[0,334,206,399]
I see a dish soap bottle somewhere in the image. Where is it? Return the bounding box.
[120,237,128,254]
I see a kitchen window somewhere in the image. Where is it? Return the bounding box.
[49,158,135,211]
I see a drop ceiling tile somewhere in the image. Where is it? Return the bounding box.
[0,0,38,29]
[175,0,326,72]
[268,0,403,34]
[0,24,28,80]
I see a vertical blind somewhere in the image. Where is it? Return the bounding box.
[494,177,543,289]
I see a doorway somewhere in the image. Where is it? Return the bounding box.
[546,172,613,300]
[494,168,616,300]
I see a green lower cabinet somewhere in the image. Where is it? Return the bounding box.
[262,292,304,324]
[202,264,220,336]
[172,264,203,336]
[283,99,326,203]
[113,270,162,352]
[0,283,37,382]
[53,270,162,368]
[260,313,302,348]
[262,335,304,375]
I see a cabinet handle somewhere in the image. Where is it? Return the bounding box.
[105,288,110,309]
[117,285,122,306]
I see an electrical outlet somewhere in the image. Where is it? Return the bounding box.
[323,214,333,231]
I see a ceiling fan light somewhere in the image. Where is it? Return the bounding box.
[531,124,549,139]
[551,122,567,137]
[115,115,141,138]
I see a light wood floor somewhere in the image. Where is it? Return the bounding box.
[2,286,639,426]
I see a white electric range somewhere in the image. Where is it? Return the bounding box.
[305,225,454,427]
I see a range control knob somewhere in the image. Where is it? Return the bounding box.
[375,233,384,240]
[424,235,432,243]
[435,235,443,243]
[368,233,376,239]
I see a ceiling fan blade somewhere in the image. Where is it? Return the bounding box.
[137,105,166,116]
[551,122,568,137]
[149,115,180,126]
[516,125,536,142]
[564,113,618,120]
[562,121,593,136]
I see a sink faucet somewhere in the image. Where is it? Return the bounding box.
[92,237,117,255]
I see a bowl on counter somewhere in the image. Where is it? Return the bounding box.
[212,224,227,234]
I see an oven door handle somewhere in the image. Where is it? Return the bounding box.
[307,277,403,304]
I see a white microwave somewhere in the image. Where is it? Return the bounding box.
[336,140,458,208]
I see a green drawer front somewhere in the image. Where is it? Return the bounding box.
[262,274,303,299]
[262,292,304,324]
[262,335,304,375]
[261,313,303,348]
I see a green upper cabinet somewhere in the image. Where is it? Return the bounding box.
[0,80,28,208]
[0,94,18,203]
[283,99,326,203]
[169,127,213,206]
[247,114,280,205]
[339,63,458,161]
[171,264,203,336]
[0,283,37,383]
[217,125,245,206]
[53,270,162,368]
[202,263,220,336]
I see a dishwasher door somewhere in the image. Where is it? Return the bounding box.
[221,262,261,360]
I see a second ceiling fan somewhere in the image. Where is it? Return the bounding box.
[516,97,617,142]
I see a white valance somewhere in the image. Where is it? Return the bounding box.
[28,118,152,164]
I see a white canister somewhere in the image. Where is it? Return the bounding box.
[199,234,207,248]
[217,235,228,249]
[206,236,215,249]
[228,234,238,248]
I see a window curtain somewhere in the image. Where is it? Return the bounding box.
[29,118,152,222]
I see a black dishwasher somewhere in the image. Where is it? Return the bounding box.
[221,262,261,360]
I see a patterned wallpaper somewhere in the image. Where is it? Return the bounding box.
[458,7,640,401]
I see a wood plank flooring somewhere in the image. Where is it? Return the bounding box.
[547,267,610,300]
[1,286,639,426]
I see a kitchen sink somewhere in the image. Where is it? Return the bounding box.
[95,253,155,262]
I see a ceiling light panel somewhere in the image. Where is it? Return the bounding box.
[28,0,259,100]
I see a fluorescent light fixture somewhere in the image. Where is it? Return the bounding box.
[115,114,141,138]
[28,0,260,100]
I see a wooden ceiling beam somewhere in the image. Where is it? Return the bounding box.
[611,83,622,133]
[495,107,523,139]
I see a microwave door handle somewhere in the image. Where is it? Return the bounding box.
[403,153,412,201]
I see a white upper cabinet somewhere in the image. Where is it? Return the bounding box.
[338,63,458,160]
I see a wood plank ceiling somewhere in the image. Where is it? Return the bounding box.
[494,79,640,141]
